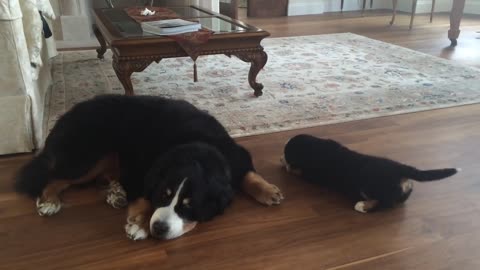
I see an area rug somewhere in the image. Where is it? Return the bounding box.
[47,33,480,138]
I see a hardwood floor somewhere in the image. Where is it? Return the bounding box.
[1,11,480,270]
[241,10,480,67]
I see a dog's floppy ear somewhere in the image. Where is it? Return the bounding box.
[143,165,163,200]
[191,164,234,222]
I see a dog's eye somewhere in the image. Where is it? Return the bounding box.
[166,189,172,196]
[183,198,191,208]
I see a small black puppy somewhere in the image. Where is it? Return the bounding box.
[281,134,459,213]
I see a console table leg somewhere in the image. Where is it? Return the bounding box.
[93,24,107,59]
[233,50,268,97]
[448,0,466,46]
[112,55,155,96]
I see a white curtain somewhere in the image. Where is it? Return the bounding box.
[19,0,56,73]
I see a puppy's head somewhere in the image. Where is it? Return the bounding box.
[283,134,341,165]
[144,143,233,240]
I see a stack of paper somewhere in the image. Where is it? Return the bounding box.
[141,19,201,35]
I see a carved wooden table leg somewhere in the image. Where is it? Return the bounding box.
[233,50,268,97]
[93,24,107,59]
[112,54,155,96]
[448,0,466,46]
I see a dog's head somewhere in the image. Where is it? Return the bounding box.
[144,142,233,240]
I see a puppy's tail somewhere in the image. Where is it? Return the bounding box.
[15,152,51,198]
[402,166,459,182]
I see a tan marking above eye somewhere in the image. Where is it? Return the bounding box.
[183,198,191,207]
[166,189,172,196]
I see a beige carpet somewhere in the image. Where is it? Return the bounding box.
[46,33,480,138]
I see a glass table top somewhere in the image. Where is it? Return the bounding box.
[99,6,253,38]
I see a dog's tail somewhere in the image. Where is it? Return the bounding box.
[402,165,459,182]
[15,152,51,198]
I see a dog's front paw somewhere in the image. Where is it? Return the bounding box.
[258,183,284,206]
[36,197,62,216]
[106,181,127,209]
[125,223,149,241]
[243,172,285,206]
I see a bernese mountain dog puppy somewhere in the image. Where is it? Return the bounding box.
[15,95,284,240]
[281,134,458,213]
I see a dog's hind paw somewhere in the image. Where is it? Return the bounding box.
[36,198,62,216]
[106,181,127,209]
[125,223,148,241]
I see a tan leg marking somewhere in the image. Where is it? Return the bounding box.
[354,200,379,213]
[242,172,284,206]
[37,154,119,216]
[125,198,153,241]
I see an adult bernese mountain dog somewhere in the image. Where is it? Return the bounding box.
[281,134,458,213]
[15,95,284,240]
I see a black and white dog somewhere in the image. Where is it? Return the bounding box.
[15,95,283,240]
[281,134,458,213]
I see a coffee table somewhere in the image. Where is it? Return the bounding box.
[93,5,270,97]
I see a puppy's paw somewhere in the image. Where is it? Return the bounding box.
[354,201,368,213]
[125,223,148,241]
[354,200,378,213]
[106,181,127,209]
[36,197,62,216]
[257,183,285,206]
[280,156,302,176]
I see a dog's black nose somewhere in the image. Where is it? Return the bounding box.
[152,221,169,237]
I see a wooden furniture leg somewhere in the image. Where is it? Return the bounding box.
[93,24,108,59]
[341,0,344,12]
[112,54,158,96]
[230,50,268,97]
[409,0,418,30]
[390,0,398,25]
[448,0,466,46]
[430,0,436,23]
[362,0,367,15]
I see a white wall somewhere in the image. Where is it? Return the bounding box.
[289,0,480,16]
[465,1,480,14]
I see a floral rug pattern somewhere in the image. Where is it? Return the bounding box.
[47,33,480,138]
